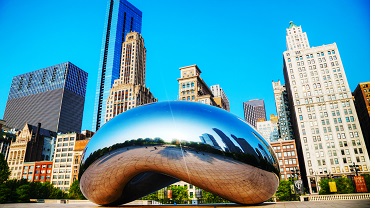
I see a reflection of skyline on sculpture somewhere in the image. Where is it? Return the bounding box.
[83,101,276,165]
[80,101,279,205]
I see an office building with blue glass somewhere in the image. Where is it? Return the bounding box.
[3,62,88,133]
[93,0,142,131]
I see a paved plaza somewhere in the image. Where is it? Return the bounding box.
[0,200,370,208]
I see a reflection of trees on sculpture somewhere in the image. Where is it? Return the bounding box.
[79,136,279,181]
[79,137,166,179]
[141,185,229,204]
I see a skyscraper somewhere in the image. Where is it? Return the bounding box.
[243,99,266,127]
[3,62,87,133]
[272,80,295,141]
[105,32,156,122]
[93,0,142,131]
[282,22,370,193]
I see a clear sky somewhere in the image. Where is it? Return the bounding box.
[0,0,370,131]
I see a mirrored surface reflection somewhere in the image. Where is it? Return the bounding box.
[80,101,280,206]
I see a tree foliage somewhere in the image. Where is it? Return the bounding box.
[0,179,68,203]
[0,153,10,183]
[275,180,299,201]
[16,184,31,202]
[170,185,188,204]
[68,180,86,199]
[335,177,355,194]
[201,190,229,203]
[319,177,355,194]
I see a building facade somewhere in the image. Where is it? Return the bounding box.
[271,140,300,181]
[93,0,142,131]
[7,123,55,179]
[210,84,230,111]
[178,65,217,106]
[352,82,370,156]
[105,32,156,122]
[72,139,90,181]
[3,62,87,133]
[22,161,53,182]
[256,114,279,143]
[51,131,92,191]
[272,80,295,141]
[243,99,267,127]
[282,22,370,193]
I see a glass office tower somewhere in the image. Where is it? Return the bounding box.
[93,0,142,131]
[3,62,88,133]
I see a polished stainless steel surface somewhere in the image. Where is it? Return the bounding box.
[80,101,280,205]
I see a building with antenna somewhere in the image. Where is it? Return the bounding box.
[93,0,143,131]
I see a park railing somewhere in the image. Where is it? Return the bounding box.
[300,193,370,201]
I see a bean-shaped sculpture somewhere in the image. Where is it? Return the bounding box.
[79,101,280,205]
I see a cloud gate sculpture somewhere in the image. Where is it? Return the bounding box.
[79,101,280,205]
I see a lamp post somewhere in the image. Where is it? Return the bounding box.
[349,162,360,176]
[327,172,334,179]
[290,167,300,180]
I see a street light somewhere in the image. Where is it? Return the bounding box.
[290,167,300,180]
[349,162,360,176]
[327,172,334,179]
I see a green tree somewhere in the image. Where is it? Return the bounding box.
[68,180,86,199]
[275,180,299,201]
[335,177,354,194]
[170,185,188,204]
[318,178,330,195]
[0,153,10,183]
[319,177,354,194]
[49,187,68,199]
[201,190,229,203]
[16,184,31,202]
[0,183,11,203]
[3,179,28,203]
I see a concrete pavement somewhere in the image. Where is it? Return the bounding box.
[0,199,370,208]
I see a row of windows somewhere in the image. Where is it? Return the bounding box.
[278,158,297,165]
[23,169,51,174]
[309,164,368,176]
[56,142,74,147]
[54,158,73,163]
[181,82,195,89]
[53,169,71,174]
[23,175,51,180]
[55,153,73,158]
[287,50,335,61]
[55,147,73,152]
[57,137,75,142]
[276,151,296,158]
[52,181,70,185]
[181,96,196,101]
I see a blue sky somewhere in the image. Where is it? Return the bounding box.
[0,0,370,131]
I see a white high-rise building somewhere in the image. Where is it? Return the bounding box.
[283,22,370,194]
